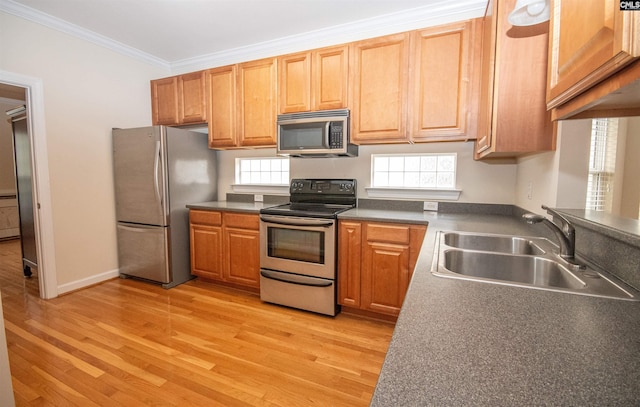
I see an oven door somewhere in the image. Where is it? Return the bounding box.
[259,214,335,279]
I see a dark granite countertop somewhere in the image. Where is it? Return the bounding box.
[186,201,273,213]
[369,212,640,406]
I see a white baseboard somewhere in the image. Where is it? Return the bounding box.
[57,268,120,295]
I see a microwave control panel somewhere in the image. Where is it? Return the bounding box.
[329,122,343,149]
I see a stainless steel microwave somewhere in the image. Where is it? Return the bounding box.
[276,109,358,157]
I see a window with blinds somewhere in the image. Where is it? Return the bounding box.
[586,118,618,212]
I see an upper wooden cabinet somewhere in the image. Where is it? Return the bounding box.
[474,0,555,159]
[178,71,208,124]
[207,65,237,148]
[151,76,179,125]
[278,45,348,113]
[349,33,411,144]
[151,71,207,126]
[410,20,480,142]
[237,58,278,147]
[546,0,640,110]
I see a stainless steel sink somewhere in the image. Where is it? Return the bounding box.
[443,232,546,255]
[431,231,638,301]
[442,250,585,289]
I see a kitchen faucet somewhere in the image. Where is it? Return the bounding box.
[523,205,585,269]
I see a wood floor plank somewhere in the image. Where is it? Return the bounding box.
[0,239,395,406]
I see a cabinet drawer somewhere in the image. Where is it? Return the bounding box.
[189,210,222,226]
[365,223,410,244]
[224,212,259,230]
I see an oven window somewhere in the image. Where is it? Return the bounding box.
[267,227,325,264]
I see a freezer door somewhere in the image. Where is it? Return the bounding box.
[113,126,168,226]
[117,223,170,283]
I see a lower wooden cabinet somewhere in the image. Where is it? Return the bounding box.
[338,220,426,318]
[189,210,260,290]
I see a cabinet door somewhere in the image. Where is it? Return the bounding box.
[224,227,260,288]
[361,223,412,316]
[237,58,278,147]
[475,0,554,159]
[349,33,410,144]
[410,20,476,141]
[313,45,348,111]
[547,0,640,108]
[337,221,362,308]
[207,65,238,148]
[151,77,179,125]
[189,211,223,280]
[190,225,223,280]
[279,52,311,113]
[178,71,207,124]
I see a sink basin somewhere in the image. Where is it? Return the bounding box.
[443,232,546,255]
[432,231,638,301]
[442,250,585,289]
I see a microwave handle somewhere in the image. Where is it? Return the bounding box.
[325,121,331,147]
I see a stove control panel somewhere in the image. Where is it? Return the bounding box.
[290,179,356,195]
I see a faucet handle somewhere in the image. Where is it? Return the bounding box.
[541,205,574,234]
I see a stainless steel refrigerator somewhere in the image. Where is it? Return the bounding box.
[112,126,217,288]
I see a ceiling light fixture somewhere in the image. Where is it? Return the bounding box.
[508,0,550,26]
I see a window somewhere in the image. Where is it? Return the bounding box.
[235,157,289,185]
[372,153,456,188]
[368,153,460,200]
[586,119,618,212]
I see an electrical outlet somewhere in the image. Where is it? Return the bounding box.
[254,194,264,202]
[423,201,438,211]
[527,182,533,200]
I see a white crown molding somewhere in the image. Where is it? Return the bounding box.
[1,0,486,74]
[171,0,487,73]
[0,0,170,70]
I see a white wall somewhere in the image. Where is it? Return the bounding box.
[516,119,592,214]
[217,141,518,204]
[0,11,169,290]
[620,117,640,218]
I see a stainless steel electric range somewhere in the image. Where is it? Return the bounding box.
[259,179,357,316]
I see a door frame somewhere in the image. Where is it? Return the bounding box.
[1,70,57,299]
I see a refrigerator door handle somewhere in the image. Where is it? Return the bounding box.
[117,223,158,232]
[153,140,162,207]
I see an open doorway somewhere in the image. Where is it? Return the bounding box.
[0,84,40,296]
[0,72,57,299]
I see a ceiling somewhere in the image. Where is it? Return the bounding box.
[2,0,487,70]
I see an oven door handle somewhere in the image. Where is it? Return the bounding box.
[260,270,333,287]
[259,215,334,228]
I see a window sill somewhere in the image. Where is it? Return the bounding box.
[365,187,461,201]
[231,184,290,195]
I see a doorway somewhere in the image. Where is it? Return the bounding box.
[0,72,57,299]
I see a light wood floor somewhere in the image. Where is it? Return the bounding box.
[0,239,394,406]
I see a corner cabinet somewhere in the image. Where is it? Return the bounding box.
[349,33,411,144]
[278,45,348,114]
[474,0,555,159]
[546,0,640,109]
[189,210,260,291]
[410,19,481,142]
[151,71,207,126]
[338,220,426,318]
